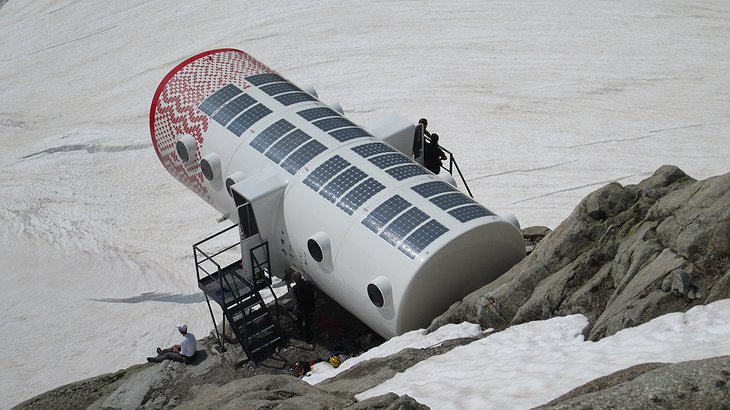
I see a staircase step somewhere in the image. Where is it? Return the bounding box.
[249,332,281,354]
[225,295,263,316]
[234,315,275,339]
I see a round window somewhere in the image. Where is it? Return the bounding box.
[225,177,236,196]
[307,239,323,262]
[200,158,214,181]
[176,140,190,162]
[367,284,384,308]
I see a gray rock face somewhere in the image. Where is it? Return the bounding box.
[536,355,730,409]
[430,166,730,341]
[16,166,729,410]
[318,337,480,396]
[100,365,170,410]
[175,375,348,410]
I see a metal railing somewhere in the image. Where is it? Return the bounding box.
[423,135,474,198]
[250,242,280,326]
[192,224,246,352]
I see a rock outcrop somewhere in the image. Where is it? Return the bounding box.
[537,355,730,409]
[429,166,730,341]
[14,166,729,410]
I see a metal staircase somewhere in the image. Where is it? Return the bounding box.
[193,224,281,361]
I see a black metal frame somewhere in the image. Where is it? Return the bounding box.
[250,242,280,326]
[423,134,474,198]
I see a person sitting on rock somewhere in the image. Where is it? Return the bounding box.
[147,324,196,364]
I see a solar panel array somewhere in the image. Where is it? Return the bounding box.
[275,92,317,106]
[247,118,326,175]
[281,140,327,175]
[303,156,350,191]
[260,82,301,96]
[330,127,370,142]
[227,104,273,136]
[337,178,385,215]
[351,142,396,158]
[199,84,243,115]
[265,130,311,164]
[298,107,340,121]
[369,152,411,169]
[411,181,457,198]
[199,84,273,137]
[198,75,337,175]
[297,108,371,143]
[197,79,490,259]
[352,142,428,182]
[245,73,287,86]
[379,207,429,246]
[385,164,429,181]
[212,94,257,125]
[362,195,449,259]
[430,192,476,210]
[448,204,494,222]
[303,156,385,216]
[411,181,494,223]
[313,117,356,132]
[320,167,368,203]
[250,119,296,153]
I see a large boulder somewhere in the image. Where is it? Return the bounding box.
[430,166,730,341]
[537,355,730,409]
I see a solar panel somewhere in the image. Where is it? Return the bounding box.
[280,139,327,175]
[379,207,429,246]
[260,82,301,96]
[265,129,311,164]
[245,73,287,86]
[330,127,370,142]
[361,195,411,233]
[385,164,428,181]
[303,155,350,191]
[411,181,457,198]
[227,104,273,136]
[199,84,243,116]
[313,117,356,132]
[297,107,340,121]
[430,192,476,210]
[336,178,385,215]
[212,94,257,126]
[319,166,368,203]
[351,142,396,158]
[448,204,494,222]
[398,219,449,259]
[368,152,411,169]
[275,92,317,106]
[249,119,295,153]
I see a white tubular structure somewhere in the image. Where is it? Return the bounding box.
[150,49,525,339]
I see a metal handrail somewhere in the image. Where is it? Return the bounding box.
[193,224,238,247]
[250,243,280,326]
[423,135,474,198]
[193,224,251,352]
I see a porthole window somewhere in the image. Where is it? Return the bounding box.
[307,239,323,262]
[176,140,190,162]
[200,158,214,181]
[225,172,246,197]
[367,284,384,308]
[176,135,197,163]
[199,153,221,182]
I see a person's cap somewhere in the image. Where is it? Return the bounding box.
[177,324,187,332]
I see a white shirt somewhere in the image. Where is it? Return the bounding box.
[180,333,196,357]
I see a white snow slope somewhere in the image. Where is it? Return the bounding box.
[1,0,728,407]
